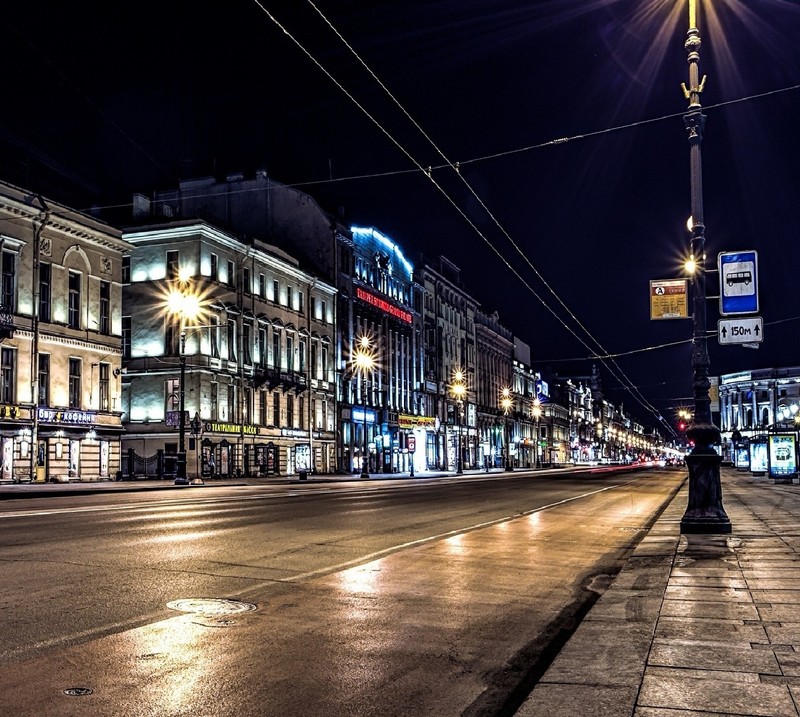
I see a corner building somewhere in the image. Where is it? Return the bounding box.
[0,180,129,482]
[121,216,337,477]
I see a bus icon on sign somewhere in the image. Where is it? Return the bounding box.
[726,270,752,287]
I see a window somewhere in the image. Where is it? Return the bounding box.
[243,324,252,364]
[259,273,266,299]
[227,319,236,361]
[311,343,318,380]
[165,315,180,356]
[211,382,218,421]
[1,251,15,312]
[167,250,179,280]
[243,387,252,424]
[286,335,294,371]
[99,281,110,334]
[298,291,304,315]
[68,271,81,329]
[122,317,132,358]
[209,317,219,359]
[165,377,179,411]
[272,393,280,426]
[299,340,306,374]
[272,331,280,369]
[321,300,327,323]
[38,354,50,406]
[321,345,329,381]
[227,384,236,422]
[258,328,267,365]
[286,394,294,428]
[310,296,316,319]
[287,286,293,310]
[272,279,279,303]
[242,267,251,294]
[99,363,110,411]
[68,358,81,408]
[210,254,218,281]
[0,348,15,404]
[122,255,130,283]
[259,390,267,426]
[298,396,305,430]
[227,260,235,288]
[39,263,51,322]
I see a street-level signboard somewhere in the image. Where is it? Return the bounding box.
[650,279,689,320]
[719,250,759,316]
[718,316,763,345]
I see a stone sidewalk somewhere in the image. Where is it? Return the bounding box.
[518,467,800,717]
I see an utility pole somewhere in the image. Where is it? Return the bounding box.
[679,0,731,533]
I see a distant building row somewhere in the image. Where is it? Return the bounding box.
[0,175,664,482]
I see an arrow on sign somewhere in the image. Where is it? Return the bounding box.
[718,316,764,345]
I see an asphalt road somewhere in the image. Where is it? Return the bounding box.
[0,467,685,716]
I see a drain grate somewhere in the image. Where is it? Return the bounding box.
[166,598,258,616]
[63,687,93,697]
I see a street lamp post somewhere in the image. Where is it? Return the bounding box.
[500,387,513,471]
[176,330,188,484]
[353,335,375,480]
[679,0,731,533]
[532,399,542,469]
[450,370,467,475]
[164,277,205,486]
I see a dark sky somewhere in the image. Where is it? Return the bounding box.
[4,1,800,433]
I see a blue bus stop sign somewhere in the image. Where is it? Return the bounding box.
[718,250,758,316]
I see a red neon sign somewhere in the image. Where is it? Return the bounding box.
[356,287,412,324]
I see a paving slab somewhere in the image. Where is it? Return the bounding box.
[638,670,797,716]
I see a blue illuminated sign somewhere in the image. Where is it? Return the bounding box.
[719,250,758,316]
[352,407,377,423]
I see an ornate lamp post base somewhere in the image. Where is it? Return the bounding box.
[680,424,731,534]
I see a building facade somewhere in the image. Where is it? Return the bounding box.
[121,218,337,478]
[718,366,800,461]
[475,309,514,469]
[338,227,423,475]
[419,256,478,471]
[0,181,129,482]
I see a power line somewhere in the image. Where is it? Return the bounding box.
[288,0,676,435]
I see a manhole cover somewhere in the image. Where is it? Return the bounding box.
[63,687,93,697]
[166,598,258,616]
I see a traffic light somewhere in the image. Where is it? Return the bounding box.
[678,421,687,432]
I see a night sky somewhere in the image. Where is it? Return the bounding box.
[4,1,800,433]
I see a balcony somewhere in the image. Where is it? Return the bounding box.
[252,366,308,393]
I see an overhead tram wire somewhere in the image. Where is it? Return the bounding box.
[291,10,799,434]
[298,0,673,434]
[247,1,600,357]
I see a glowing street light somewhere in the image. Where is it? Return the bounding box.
[353,335,376,479]
[532,398,542,469]
[450,369,467,475]
[500,387,513,471]
[162,277,206,486]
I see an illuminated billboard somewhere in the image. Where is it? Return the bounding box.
[750,440,768,475]
[768,434,797,478]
